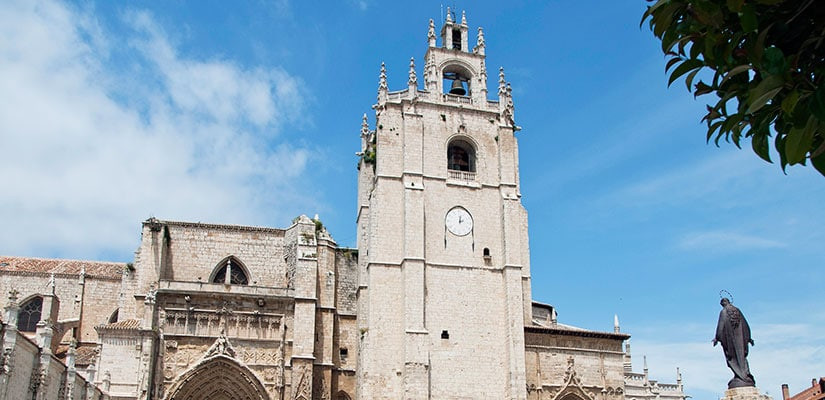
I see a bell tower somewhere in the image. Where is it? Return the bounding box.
[356,9,530,399]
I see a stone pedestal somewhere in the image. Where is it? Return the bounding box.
[722,386,773,400]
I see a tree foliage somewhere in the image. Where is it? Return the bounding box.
[641,0,825,177]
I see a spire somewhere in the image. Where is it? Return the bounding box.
[377,62,388,103]
[623,340,633,373]
[474,27,486,55]
[643,355,649,380]
[428,19,436,47]
[361,113,369,136]
[446,7,452,23]
[461,10,467,25]
[498,67,507,96]
[408,57,417,91]
[425,50,437,91]
[677,367,682,385]
[614,314,620,333]
[479,58,488,99]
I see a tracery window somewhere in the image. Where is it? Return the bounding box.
[18,296,43,332]
[211,257,249,285]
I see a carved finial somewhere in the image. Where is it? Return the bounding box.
[425,51,438,90]
[614,314,620,333]
[377,62,388,102]
[474,27,486,55]
[461,10,467,25]
[408,57,417,89]
[428,19,436,47]
[677,367,682,383]
[446,7,452,23]
[8,289,19,304]
[643,355,648,372]
[498,67,507,96]
[361,113,369,136]
[48,273,56,294]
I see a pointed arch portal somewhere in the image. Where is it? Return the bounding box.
[167,355,269,400]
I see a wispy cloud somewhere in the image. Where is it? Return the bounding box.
[0,0,312,259]
[677,231,786,252]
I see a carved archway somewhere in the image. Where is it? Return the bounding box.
[166,355,269,400]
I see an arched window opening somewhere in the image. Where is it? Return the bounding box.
[451,28,462,50]
[447,139,476,173]
[18,296,43,332]
[211,257,249,285]
[442,65,472,96]
[109,309,119,323]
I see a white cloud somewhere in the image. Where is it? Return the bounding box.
[0,0,312,259]
[677,231,786,252]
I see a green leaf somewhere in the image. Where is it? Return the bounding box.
[665,57,681,73]
[763,47,785,75]
[746,75,784,114]
[694,81,714,97]
[751,130,772,163]
[740,5,758,32]
[785,117,816,164]
[775,133,788,172]
[640,0,670,28]
[686,69,701,91]
[669,59,703,87]
[719,65,751,87]
[809,84,825,121]
[781,90,799,114]
[726,0,744,12]
[751,24,771,63]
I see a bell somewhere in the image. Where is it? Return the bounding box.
[449,79,466,96]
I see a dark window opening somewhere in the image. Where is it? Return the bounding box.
[18,297,43,332]
[452,29,462,50]
[109,309,119,323]
[483,248,490,257]
[339,348,348,361]
[212,257,249,285]
[447,139,476,172]
[441,330,449,339]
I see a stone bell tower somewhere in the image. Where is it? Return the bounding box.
[355,9,531,399]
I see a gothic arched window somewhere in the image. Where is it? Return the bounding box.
[447,138,476,172]
[109,308,119,323]
[18,296,43,332]
[211,257,249,285]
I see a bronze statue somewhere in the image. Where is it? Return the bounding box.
[713,297,755,388]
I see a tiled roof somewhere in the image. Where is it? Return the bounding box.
[97,318,140,330]
[0,256,124,280]
[75,345,99,365]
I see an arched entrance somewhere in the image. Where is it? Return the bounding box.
[166,355,269,400]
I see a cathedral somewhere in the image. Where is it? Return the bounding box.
[0,11,688,400]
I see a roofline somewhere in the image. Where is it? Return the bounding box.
[0,255,126,267]
[525,325,630,340]
[147,219,286,234]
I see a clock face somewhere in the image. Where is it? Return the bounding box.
[445,207,473,236]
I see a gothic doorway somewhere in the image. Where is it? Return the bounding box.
[166,355,269,400]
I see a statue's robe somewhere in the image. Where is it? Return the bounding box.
[715,304,755,387]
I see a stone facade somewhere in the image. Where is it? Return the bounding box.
[0,9,689,400]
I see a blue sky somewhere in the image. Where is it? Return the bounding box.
[1,1,822,398]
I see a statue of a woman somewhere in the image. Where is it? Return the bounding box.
[713,298,755,388]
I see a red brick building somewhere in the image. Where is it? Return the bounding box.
[783,378,825,400]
